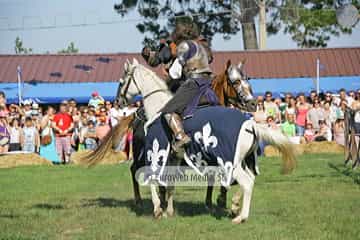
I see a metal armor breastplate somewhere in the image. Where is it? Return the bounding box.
[177,40,212,77]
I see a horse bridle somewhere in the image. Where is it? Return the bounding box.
[120,65,168,104]
[225,70,252,111]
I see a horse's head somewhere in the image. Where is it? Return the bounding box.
[226,60,257,112]
[119,59,141,104]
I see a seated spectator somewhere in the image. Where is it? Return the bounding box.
[21,117,40,153]
[314,120,331,142]
[9,118,21,151]
[0,110,10,153]
[83,120,97,150]
[281,114,296,137]
[304,122,315,143]
[266,116,279,130]
[333,118,345,146]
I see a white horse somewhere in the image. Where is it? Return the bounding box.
[120,59,296,223]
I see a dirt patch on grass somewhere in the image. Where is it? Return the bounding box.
[264,141,344,157]
[71,150,128,165]
[0,153,52,168]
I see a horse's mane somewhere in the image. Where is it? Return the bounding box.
[212,60,236,106]
[135,63,171,94]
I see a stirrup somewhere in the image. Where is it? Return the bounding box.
[173,134,191,152]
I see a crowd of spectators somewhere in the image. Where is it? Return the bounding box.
[0,88,359,163]
[253,89,360,147]
[0,91,141,164]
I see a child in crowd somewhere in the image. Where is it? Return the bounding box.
[303,122,315,143]
[21,117,40,153]
[83,120,97,150]
[9,118,21,151]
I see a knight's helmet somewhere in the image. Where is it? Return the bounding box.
[171,18,213,77]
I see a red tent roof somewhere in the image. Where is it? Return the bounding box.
[0,47,359,83]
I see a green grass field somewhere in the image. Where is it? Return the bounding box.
[0,154,359,240]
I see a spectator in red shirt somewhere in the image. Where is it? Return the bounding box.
[52,101,74,164]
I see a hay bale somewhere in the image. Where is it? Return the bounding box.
[303,141,344,154]
[0,153,52,168]
[71,149,127,165]
[264,141,343,157]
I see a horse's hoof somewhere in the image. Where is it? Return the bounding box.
[230,206,240,217]
[205,203,213,211]
[232,216,247,224]
[154,208,163,219]
[167,210,175,218]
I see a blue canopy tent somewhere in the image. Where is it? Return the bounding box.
[0,82,119,104]
[250,76,360,97]
[0,76,358,104]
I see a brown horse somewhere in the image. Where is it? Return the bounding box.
[79,59,257,211]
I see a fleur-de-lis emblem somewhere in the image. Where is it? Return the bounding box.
[194,122,218,151]
[190,152,207,169]
[217,157,233,187]
[147,139,168,172]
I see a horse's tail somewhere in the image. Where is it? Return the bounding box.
[253,123,296,174]
[77,115,135,167]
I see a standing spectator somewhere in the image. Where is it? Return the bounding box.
[339,88,352,106]
[323,101,331,127]
[264,91,281,122]
[88,91,104,109]
[105,101,112,113]
[68,99,77,113]
[324,92,332,105]
[9,118,21,151]
[0,91,6,107]
[53,102,74,164]
[295,93,309,136]
[0,111,10,153]
[253,101,267,124]
[109,100,123,127]
[22,100,32,118]
[307,100,325,132]
[309,90,317,104]
[285,97,296,121]
[21,117,40,153]
[40,106,60,163]
[8,104,23,122]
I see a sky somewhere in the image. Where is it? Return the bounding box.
[0,0,359,54]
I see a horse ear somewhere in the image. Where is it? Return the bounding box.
[124,61,129,71]
[225,60,231,70]
[132,58,139,65]
[238,59,246,69]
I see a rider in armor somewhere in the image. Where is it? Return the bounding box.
[141,20,218,151]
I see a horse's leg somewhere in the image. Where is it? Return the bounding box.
[231,165,254,224]
[205,186,213,210]
[130,162,142,206]
[166,186,175,217]
[231,121,255,223]
[216,186,227,209]
[150,184,163,219]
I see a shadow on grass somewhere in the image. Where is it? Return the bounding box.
[32,203,65,210]
[0,214,20,219]
[328,163,360,185]
[80,197,228,219]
